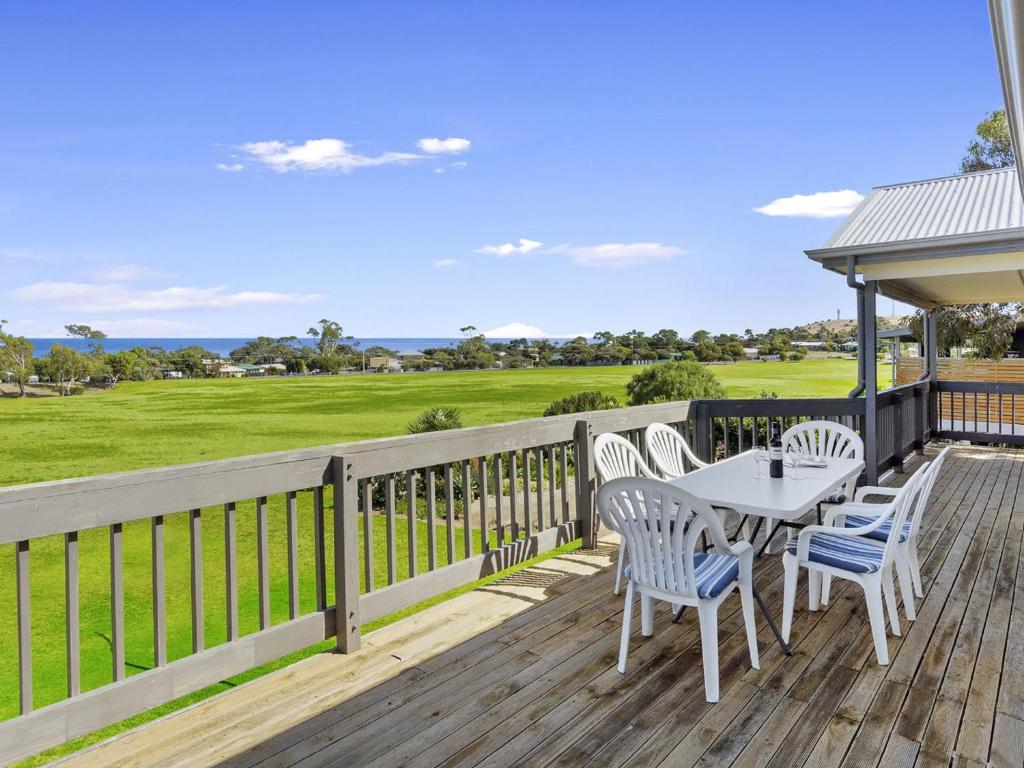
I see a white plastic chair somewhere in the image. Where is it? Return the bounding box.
[644,422,708,479]
[594,433,661,595]
[781,463,927,666]
[820,447,950,618]
[597,477,759,702]
[781,420,863,501]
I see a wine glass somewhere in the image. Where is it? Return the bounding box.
[752,448,768,478]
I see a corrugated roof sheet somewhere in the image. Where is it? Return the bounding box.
[824,166,1024,249]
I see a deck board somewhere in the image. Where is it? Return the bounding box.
[54,446,1024,768]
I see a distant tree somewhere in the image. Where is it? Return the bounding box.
[46,344,89,395]
[559,336,594,366]
[0,321,34,396]
[543,391,620,417]
[64,323,107,340]
[307,319,348,359]
[459,325,477,338]
[106,349,139,385]
[625,360,726,406]
[691,330,711,345]
[407,406,464,434]
[960,109,1014,173]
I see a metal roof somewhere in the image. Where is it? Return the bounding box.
[823,167,1024,251]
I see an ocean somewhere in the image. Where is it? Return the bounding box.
[25,337,571,356]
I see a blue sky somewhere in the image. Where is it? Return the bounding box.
[0,1,1005,338]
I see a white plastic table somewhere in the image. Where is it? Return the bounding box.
[667,450,865,653]
[667,451,865,522]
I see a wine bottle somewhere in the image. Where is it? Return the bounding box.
[769,422,784,478]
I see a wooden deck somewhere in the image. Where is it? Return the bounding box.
[56,445,1024,768]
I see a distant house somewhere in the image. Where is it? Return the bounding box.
[264,363,287,374]
[368,355,401,372]
[398,351,425,363]
[216,364,246,378]
[235,363,265,376]
[792,340,826,351]
[162,371,184,380]
[743,347,760,359]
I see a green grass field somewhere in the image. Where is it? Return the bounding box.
[0,358,872,488]
[0,358,877,763]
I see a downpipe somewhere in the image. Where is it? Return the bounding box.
[847,256,866,398]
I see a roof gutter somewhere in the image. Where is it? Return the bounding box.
[847,256,866,398]
[990,0,1024,199]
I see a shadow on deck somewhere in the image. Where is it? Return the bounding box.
[56,446,1024,768]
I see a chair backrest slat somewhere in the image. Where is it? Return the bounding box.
[908,447,950,539]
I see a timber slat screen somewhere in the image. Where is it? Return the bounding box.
[0,400,691,764]
[936,380,1024,445]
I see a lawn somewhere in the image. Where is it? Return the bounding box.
[0,358,878,763]
[0,358,873,488]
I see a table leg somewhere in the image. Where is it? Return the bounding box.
[732,514,750,542]
[753,585,791,655]
[672,605,685,624]
[757,521,782,557]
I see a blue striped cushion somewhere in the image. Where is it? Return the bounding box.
[785,532,885,573]
[844,513,910,543]
[692,552,740,598]
[622,552,738,598]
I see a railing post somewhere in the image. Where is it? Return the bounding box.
[574,419,597,549]
[332,455,361,653]
[913,385,925,454]
[892,392,904,472]
[927,311,939,438]
[695,402,712,463]
[863,281,879,484]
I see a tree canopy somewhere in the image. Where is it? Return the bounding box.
[625,360,726,406]
[960,109,1014,173]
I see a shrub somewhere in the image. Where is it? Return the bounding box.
[625,360,726,406]
[543,391,620,417]
[407,406,464,434]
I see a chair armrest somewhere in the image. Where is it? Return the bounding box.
[854,486,899,503]
[727,540,753,558]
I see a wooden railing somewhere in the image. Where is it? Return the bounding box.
[875,381,931,473]
[935,380,1024,445]
[0,400,690,764]
[687,397,866,462]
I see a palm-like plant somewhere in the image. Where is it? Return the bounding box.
[407,406,465,434]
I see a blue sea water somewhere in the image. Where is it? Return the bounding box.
[26,337,570,356]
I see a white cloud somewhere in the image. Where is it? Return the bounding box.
[216,162,245,172]
[92,263,171,283]
[79,318,207,336]
[417,137,471,155]
[481,322,591,338]
[451,161,468,169]
[240,139,420,173]
[433,168,446,175]
[8,282,322,312]
[754,189,864,218]
[433,258,460,268]
[475,238,543,257]
[545,242,683,268]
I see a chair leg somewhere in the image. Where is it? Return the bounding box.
[614,543,626,596]
[882,566,901,637]
[808,570,821,611]
[907,542,924,599]
[641,594,654,637]
[781,554,798,643]
[697,601,721,702]
[618,581,634,673]
[820,574,832,607]
[739,580,760,669]
[862,575,890,665]
[894,548,917,622]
